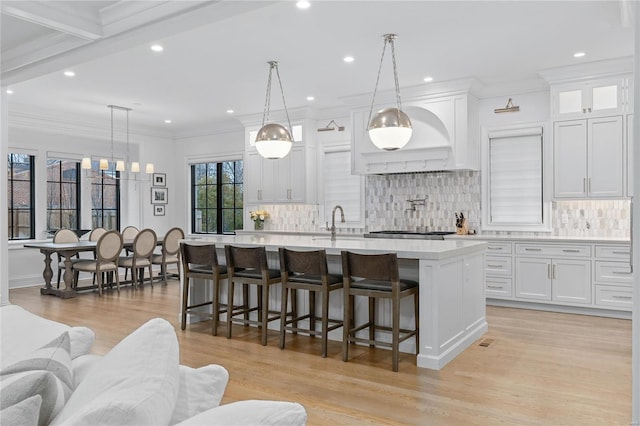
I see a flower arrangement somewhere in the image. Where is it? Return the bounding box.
[249,210,269,230]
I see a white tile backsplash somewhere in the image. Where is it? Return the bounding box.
[254,170,630,238]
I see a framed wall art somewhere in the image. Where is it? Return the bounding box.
[151,187,168,204]
[153,205,166,216]
[153,173,166,186]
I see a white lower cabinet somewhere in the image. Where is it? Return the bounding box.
[514,257,591,304]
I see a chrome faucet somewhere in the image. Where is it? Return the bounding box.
[326,205,345,241]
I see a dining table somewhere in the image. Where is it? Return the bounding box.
[24,237,163,298]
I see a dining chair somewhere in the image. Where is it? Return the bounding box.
[53,228,80,288]
[87,227,107,284]
[152,227,184,284]
[119,228,157,288]
[278,248,344,357]
[72,230,123,296]
[224,245,282,346]
[121,226,140,280]
[341,250,419,372]
[179,242,229,335]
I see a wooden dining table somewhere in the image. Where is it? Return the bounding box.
[25,237,163,299]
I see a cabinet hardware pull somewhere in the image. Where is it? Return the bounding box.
[562,249,580,253]
[552,264,557,279]
[525,248,542,251]
[582,108,586,114]
[587,107,592,113]
[611,270,631,275]
[547,264,551,279]
[588,178,591,193]
[612,251,630,255]
[487,264,503,268]
[487,247,502,250]
[611,295,632,300]
[487,285,503,289]
[583,177,587,193]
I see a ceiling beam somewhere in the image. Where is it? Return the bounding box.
[1,1,103,40]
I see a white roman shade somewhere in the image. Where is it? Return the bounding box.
[323,149,362,224]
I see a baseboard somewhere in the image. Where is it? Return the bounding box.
[487,298,632,320]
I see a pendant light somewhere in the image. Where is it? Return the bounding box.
[255,61,294,159]
[367,34,412,151]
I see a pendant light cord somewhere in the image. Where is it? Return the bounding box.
[367,34,403,127]
[110,106,114,167]
[261,61,293,134]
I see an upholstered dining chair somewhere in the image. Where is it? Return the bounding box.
[278,248,344,357]
[121,226,140,280]
[87,227,107,284]
[53,228,80,288]
[119,228,157,288]
[72,230,123,296]
[152,227,184,284]
[341,250,419,372]
[224,245,282,346]
[179,242,229,335]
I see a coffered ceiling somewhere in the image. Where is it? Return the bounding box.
[1,1,635,137]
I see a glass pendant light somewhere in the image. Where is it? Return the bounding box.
[367,34,412,151]
[255,61,294,159]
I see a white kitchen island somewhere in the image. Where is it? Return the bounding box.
[186,233,488,370]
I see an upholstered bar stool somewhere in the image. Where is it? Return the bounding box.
[278,248,343,357]
[341,251,419,372]
[179,242,229,335]
[224,245,281,346]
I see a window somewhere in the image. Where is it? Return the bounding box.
[46,159,80,231]
[191,160,243,234]
[7,153,35,240]
[89,160,120,230]
[482,126,550,232]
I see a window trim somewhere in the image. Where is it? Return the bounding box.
[7,153,35,240]
[46,158,81,231]
[481,123,552,233]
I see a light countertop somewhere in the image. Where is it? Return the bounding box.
[446,234,630,244]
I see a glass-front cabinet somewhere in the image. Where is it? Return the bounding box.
[551,76,632,119]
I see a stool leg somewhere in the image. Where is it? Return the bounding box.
[280,285,288,349]
[181,277,190,330]
[392,294,401,372]
[309,291,316,336]
[261,283,269,346]
[414,291,420,353]
[291,289,298,335]
[212,277,220,336]
[227,279,235,339]
[321,287,329,358]
[342,291,352,362]
[243,283,250,326]
[369,297,376,348]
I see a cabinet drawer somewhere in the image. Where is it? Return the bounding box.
[594,261,633,285]
[485,242,512,254]
[486,277,513,298]
[595,245,631,261]
[485,256,512,276]
[595,285,633,309]
[515,243,591,257]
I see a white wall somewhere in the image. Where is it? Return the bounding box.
[1,86,9,305]
[632,4,639,421]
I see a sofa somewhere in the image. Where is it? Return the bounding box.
[0,304,307,425]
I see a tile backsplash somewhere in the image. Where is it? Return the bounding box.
[253,170,630,238]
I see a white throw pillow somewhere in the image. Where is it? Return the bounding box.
[169,364,229,425]
[0,332,74,426]
[70,354,102,389]
[0,305,94,367]
[174,400,308,426]
[0,394,42,426]
[50,318,180,426]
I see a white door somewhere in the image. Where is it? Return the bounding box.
[515,257,552,300]
[588,116,624,197]
[554,120,588,198]
[552,259,592,304]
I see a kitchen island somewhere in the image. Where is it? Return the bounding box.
[186,233,488,370]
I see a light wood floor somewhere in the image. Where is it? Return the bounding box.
[8,278,632,425]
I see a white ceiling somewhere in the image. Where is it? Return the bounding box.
[1,0,635,138]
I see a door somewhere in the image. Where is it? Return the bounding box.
[554,120,588,198]
[552,259,592,304]
[515,257,552,300]
[588,116,624,197]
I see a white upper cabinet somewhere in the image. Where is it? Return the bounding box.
[553,116,624,199]
[551,76,632,119]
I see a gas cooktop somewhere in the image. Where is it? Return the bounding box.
[364,231,456,240]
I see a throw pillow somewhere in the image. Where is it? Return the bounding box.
[174,400,308,426]
[0,332,74,426]
[50,318,180,426]
[0,394,43,426]
[169,364,229,424]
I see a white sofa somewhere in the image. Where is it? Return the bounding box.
[0,304,307,425]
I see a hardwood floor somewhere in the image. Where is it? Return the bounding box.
[8,279,632,425]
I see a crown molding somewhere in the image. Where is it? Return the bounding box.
[539,57,633,84]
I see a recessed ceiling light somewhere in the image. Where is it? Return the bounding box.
[226,109,234,114]
[343,56,354,63]
[63,71,75,77]
[423,76,434,82]
[151,44,164,52]
[164,119,172,124]
[6,89,13,94]
[573,52,586,58]
[296,1,311,9]
[306,96,315,101]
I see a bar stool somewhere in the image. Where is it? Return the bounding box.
[279,248,343,357]
[179,242,228,335]
[225,245,281,346]
[341,250,419,372]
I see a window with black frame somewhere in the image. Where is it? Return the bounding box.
[191,160,243,234]
[7,153,35,240]
[46,159,80,231]
[89,160,121,230]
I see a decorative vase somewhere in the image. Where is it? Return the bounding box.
[254,219,264,230]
